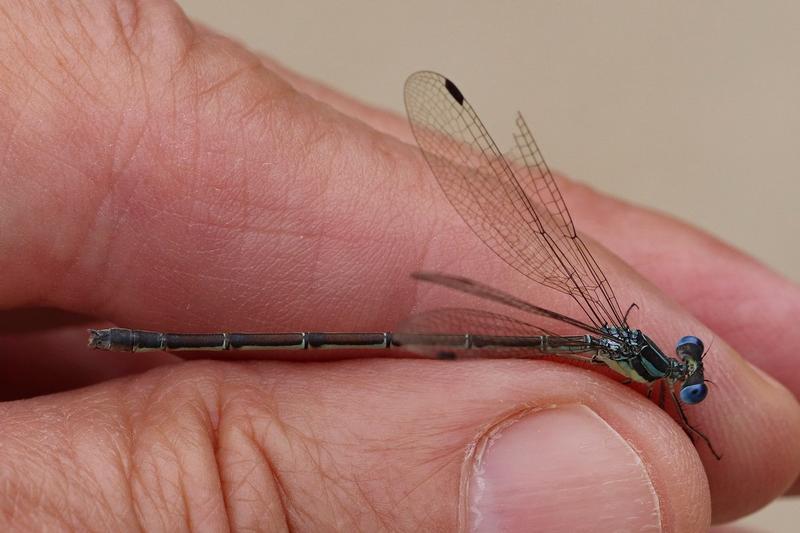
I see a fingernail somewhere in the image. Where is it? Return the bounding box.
[467,404,660,532]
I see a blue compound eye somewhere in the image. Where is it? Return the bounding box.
[680,383,708,404]
[676,335,704,360]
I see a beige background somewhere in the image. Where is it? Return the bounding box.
[180,1,799,530]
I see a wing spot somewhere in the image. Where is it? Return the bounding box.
[444,78,464,105]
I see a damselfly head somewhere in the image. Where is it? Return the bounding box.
[676,335,708,404]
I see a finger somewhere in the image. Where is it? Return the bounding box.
[0,359,710,531]
[1,1,797,522]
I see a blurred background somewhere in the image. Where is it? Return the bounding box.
[181,1,799,529]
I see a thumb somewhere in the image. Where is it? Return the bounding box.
[1,359,709,531]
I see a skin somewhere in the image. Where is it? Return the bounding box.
[1,1,799,530]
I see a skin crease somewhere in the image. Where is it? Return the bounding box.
[0,1,798,530]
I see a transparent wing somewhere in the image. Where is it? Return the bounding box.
[411,272,604,336]
[506,113,576,237]
[507,114,625,327]
[404,71,626,327]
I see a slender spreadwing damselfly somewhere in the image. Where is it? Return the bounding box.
[89,71,719,459]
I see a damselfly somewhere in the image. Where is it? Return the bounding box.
[89,71,719,459]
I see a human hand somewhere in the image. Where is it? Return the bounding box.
[1,1,799,530]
